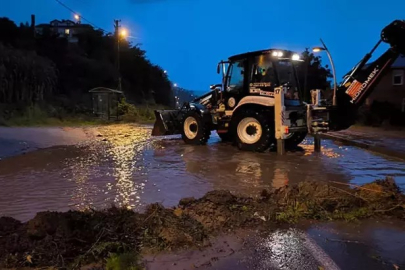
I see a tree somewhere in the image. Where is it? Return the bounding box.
[0,44,57,104]
[295,48,333,103]
[0,17,175,114]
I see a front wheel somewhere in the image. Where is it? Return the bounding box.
[285,131,308,149]
[181,111,210,145]
[234,109,273,152]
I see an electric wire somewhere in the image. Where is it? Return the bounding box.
[54,0,110,33]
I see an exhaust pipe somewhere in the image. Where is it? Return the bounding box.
[151,110,183,136]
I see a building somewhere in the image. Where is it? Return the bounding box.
[35,19,93,43]
[365,54,405,112]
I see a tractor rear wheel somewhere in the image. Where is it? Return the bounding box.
[285,131,308,149]
[234,109,273,152]
[181,111,210,145]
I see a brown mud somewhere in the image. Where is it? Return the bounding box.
[1,177,404,269]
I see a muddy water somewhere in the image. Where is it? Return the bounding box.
[0,124,404,222]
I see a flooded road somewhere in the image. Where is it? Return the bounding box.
[0,124,404,222]
[146,219,405,269]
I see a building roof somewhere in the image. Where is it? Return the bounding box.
[362,54,405,70]
[36,19,93,29]
[392,54,405,68]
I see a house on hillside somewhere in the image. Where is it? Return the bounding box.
[35,19,93,43]
[365,54,405,112]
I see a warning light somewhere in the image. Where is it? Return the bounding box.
[284,127,289,134]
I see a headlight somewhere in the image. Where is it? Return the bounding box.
[272,51,284,57]
[292,54,300,61]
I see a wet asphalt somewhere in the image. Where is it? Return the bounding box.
[0,125,405,269]
[0,124,404,222]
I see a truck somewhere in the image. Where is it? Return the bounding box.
[151,20,405,152]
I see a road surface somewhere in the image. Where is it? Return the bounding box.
[0,124,405,269]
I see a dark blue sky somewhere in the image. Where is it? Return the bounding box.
[3,0,405,91]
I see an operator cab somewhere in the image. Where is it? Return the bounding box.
[217,49,303,108]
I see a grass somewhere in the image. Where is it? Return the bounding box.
[0,103,166,127]
[106,252,143,270]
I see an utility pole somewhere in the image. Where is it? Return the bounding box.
[114,19,122,92]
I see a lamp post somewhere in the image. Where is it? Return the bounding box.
[313,38,337,106]
[114,19,128,92]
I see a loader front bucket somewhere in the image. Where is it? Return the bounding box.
[151,110,183,136]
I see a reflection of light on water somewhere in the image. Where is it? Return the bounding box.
[258,229,340,270]
[235,162,262,178]
[99,125,150,210]
[71,173,92,211]
[272,167,289,189]
[300,139,341,158]
[235,153,262,186]
[66,149,97,211]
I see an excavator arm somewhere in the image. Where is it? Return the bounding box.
[327,20,405,131]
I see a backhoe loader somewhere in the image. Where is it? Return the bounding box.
[152,20,405,152]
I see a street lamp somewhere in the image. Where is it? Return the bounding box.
[120,28,128,38]
[312,38,337,106]
[74,14,81,24]
[173,83,178,87]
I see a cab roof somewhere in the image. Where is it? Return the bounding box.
[228,49,298,62]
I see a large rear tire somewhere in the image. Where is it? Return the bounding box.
[234,109,273,152]
[285,131,308,149]
[181,111,210,145]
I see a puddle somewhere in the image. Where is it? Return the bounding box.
[0,125,404,221]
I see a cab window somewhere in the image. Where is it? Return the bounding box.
[227,60,244,93]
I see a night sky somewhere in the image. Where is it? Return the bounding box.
[2,0,405,92]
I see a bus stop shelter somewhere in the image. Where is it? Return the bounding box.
[89,87,124,120]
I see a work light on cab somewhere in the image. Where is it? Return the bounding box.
[292,54,300,61]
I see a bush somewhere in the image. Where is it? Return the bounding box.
[356,101,405,127]
[0,103,104,126]
[118,98,157,123]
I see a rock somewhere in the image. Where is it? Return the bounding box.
[173,208,183,217]
[203,190,235,204]
[179,197,196,206]
[260,189,271,200]
[0,217,22,237]
[217,216,226,222]
[27,212,61,239]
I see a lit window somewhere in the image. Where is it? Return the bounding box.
[65,29,70,35]
[392,69,404,85]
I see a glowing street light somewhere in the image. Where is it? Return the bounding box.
[173,83,178,87]
[164,70,167,74]
[120,28,128,38]
[312,39,337,106]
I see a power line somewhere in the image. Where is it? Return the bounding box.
[54,0,109,33]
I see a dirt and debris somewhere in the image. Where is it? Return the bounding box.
[1,177,404,269]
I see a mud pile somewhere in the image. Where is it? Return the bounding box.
[1,178,404,268]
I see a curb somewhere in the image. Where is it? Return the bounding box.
[319,134,405,161]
